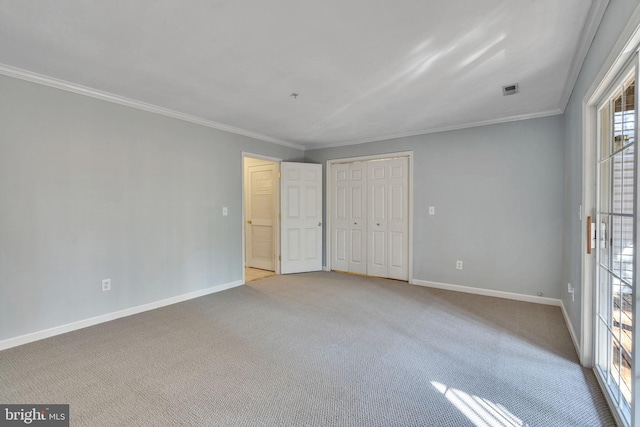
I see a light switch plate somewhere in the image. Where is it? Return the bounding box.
[222,207,228,216]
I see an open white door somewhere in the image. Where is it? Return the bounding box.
[281,162,323,274]
[245,160,276,271]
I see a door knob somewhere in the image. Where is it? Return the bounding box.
[354,222,357,225]
[247,220,252,224]
[377,223,380,226]
[318,222,322,226]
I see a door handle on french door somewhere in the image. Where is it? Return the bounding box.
[587,216,592,254]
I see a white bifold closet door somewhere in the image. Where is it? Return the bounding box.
[332,162,368,275]
[332,157,408,280]
[367,158,409,280]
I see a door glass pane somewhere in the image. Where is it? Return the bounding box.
[600,216,611,270]
[612,152,624,213]
[611,340,621,395]
[600,158,611,213]
[620,216,634,288]
[612,216,624,279]
[622,145,635,214]
[613,277,622,342]
[601,102,612,160]
[598,267,612,330]
[621,346,632,406]
[620,290,633,357]
[614,92,623,152]
[623,79,635,149]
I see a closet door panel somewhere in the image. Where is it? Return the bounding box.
[332,164,349,272]
[348,162,367,274]
[368,161,388,277]
[370,230,387,273]
[351,229,364,264]
[387,158,409,280]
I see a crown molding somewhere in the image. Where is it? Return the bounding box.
[558,0,610,111]
[303,108,563,150]
[0,63,305,151]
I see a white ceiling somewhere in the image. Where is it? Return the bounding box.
[0,1,606,150]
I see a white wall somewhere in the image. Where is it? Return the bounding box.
[0,74,303,342]
[306,116,565,298]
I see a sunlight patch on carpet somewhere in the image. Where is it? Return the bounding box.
[431,381,529,427]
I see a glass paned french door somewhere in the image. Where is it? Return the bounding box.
[595,68,636,426]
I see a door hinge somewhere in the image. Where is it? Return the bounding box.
[278,213,281,220]
[278,172,281,178]
[278,255,281,261]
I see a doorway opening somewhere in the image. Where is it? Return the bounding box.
[242,154,324,283]
[242,154,280,283]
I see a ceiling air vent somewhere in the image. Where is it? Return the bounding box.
[502,83,519,96]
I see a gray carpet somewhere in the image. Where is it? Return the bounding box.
[0,272,615,426]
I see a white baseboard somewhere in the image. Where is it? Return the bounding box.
[411,279,561,306]
[560,300,582,360]
[0,280,244,351]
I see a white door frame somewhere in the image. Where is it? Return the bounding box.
[325,151,414,283]
[241,152,282,283]
[581,4,640,369]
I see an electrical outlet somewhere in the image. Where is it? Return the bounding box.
[428,206,435,215]
[102,279,111,292]
[456,260,463,270]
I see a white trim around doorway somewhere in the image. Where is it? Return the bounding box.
[241,152,282,284]
[325,151,414,283]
